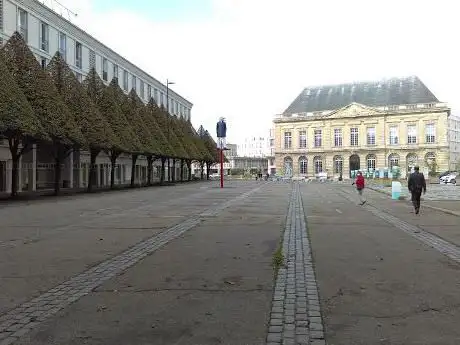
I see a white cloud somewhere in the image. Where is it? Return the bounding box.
[59,0,459,143]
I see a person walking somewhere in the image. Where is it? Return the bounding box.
[352,171,366,205]
[408,166,426,214]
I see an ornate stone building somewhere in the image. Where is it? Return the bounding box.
[273,76,456,179]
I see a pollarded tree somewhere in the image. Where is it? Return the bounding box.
[122,89,161,187]
[0,54,47,196]
[47,53,118,192]
[1,32,84,195]
[138,98,175,185]
[83,70,133,188]
[177,119,213,181]
[150,103,188,183]
[108,81,144,187]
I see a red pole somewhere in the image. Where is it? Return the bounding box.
[220,148,224,188]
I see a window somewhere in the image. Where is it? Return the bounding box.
[160,92,164,106]
[284,132,292,149]
[102,58,108,81]
[314,156,323,174]
[59,32,66,61]
[334,128,342,147]
[350,128,359,146]
[389,125,398,145]
[367,154,376,171]
[299,130,307,148]
[75,41,82,69]
[154,89,158,103]
[147,84,152,100]
[132,75,137,91]
[314,130,322,147]
[407,124,417,144]
[299,157,307,175]
[388,154,399,168]
[113,64,118,80]
[367,127,376,145]
[334,156,343,174]
[426,123,435,143]
[140,80,144,99]
[17,8,28,42]
[40,22,49,52]
[123,70,128,91]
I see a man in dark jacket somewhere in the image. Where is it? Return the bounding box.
[408,166,426,214]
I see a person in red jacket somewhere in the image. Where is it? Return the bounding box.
[352,171,366,205]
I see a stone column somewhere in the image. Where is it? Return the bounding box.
[17,156,22,192]
[5,160,11,194]
[64,151,73,188]
[96,164,101,187]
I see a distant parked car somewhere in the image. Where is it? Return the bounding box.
[439,172,457,185]
[439,171,455,179]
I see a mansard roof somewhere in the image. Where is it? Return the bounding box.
[283,76,439,115]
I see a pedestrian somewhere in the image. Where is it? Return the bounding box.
[407,166,426,214]
[352,171,366,205]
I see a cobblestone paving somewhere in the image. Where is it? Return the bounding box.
[0,185,264,345]
[338,189,460,264]
[266,183,325,345]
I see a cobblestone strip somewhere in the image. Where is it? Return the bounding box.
[267,183,326,345]
[0,185,264,345]
[338,189,460,264]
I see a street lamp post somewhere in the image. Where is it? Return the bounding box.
[166,79,175,182]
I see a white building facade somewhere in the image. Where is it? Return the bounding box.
[237,136,270,158]
[0,0,193,193]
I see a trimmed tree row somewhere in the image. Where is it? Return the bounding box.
[0,32,218,197]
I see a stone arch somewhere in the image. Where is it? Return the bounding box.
[366,154,377,171]
[284,156,293,177]
[349,154,360,177]
[298,156,307,175]
[313,156,323,174]
[406,153,418,172]
[388,153,400,168]
[333,155,343,175]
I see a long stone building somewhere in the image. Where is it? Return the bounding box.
[0,0,193,193]
[273,76,460,179]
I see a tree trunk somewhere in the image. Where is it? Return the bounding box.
[187,160,192,181]
[87,148,100,192]
[51,143,73,196]
[147,156,153,186]
[206,162,211,180]
[200,162,204,180]
[180,159,184,182]
[54,156,62,195]
[130,154,138,188]
[171,159,176,183]
[110,152,118,189]
[160,157,166,184]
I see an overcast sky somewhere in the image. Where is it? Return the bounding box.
[55,0,458,144]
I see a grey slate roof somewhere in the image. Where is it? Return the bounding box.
[283,76,439,115]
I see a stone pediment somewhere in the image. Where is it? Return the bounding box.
[326,102,383,119]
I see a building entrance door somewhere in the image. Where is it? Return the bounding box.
[349,154,360,177]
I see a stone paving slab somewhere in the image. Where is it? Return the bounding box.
[0,181,265,343]
[303,184,460,345]
[9,183,290,345]
[346,186,460,248]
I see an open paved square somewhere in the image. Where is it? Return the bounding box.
[1,181,459,345]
